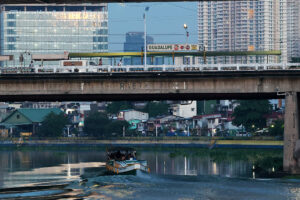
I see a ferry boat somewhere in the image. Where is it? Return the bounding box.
[106,147,150,174]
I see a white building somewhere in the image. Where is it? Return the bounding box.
[287,0,300,61]
[118,109,149,121]
[171,101,197,118]
[193,114,222,136]
[198,0,287,64]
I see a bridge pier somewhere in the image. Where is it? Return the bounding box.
[283,92,300,174]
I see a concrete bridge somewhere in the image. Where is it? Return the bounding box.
[0,70,299,173]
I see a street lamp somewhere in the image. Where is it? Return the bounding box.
[183,23,189,44]
[144,7,150,67]
[183,24,189,64]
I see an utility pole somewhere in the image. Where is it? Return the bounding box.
[144,7,149,68]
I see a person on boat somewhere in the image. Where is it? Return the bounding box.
[116,150,122,160]
[125,153,131,160]
[107,152,113,160]
[121,154,126,161]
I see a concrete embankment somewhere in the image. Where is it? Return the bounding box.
[0,139,283,149]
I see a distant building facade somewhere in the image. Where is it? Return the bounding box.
[123,32,154,65]
[118,109,149,121]
[171,101,197,118]
[198,0,287,64]
[287,0,300,61]
[0,4,108,66]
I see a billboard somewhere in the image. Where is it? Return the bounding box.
[31,52,69,61]
[147,44,200,52]
[0,55,13,61]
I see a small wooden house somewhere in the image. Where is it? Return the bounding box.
[0,108,61,137]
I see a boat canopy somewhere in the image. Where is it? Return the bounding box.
[107,147,135,153]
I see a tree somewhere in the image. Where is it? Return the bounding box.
[38,112,68,137]
[268,120,284,136]
[106,120,129,137]
[232,100,272,131]
[106,101,133,114]
[84,112,110,137]
[143,101,169,117]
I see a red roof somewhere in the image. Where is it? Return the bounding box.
[265,112,283,119]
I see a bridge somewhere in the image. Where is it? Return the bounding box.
[0,67,299,173]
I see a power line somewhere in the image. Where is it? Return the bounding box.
[168,3,198,13]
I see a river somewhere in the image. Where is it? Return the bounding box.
[0,147,299,199]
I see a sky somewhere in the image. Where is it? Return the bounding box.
[108,2,198,52]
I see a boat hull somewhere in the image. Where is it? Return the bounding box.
[106,160,150,174]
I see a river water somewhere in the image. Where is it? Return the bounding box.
[0,147,299,199]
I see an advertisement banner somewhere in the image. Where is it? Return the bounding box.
[147,44,200,52]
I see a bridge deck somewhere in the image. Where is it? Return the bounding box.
[0,70,299,101]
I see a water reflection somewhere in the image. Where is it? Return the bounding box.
[141,151,252,178]
[0,148,284,189]
[0,147,298,200]
[0,150,106,188]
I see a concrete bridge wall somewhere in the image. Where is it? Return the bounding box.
[0,71,299,101]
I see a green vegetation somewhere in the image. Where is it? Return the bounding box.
[197,100,217,115]
[142,101,169,117]
[232,100,272,131]
[84,112,110,137]
[106,101,133,114]
[37,112,68,137]
[84,112,129,137]
[106,120,129,137]
[268,120,284,136]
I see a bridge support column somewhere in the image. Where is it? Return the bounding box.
[284,92,300,174]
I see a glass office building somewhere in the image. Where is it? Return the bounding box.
[0,4,108,66]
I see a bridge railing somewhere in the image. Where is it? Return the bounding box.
[0,63,300,74]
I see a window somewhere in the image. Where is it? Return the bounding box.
[101,21,107,27]
[7,44,16,50]
[7,37,16,42]
[7,14,16,19]
[47,6,64,11]
[26,6,46,11]
[16,114,20,119]
[86,6,105,11]
[7,21,16,27]
[65,6,84,11]
[7,29,16,35]
[98,44,104,49]
[5,6,24,11]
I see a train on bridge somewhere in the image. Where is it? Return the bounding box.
[0,60,300,74]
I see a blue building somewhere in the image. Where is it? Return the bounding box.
[123,32,154,65]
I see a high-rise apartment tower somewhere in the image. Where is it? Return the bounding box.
[198,0,287,64]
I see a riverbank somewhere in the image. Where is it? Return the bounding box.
[0,138,283,148]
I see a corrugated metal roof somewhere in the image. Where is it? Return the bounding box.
[17,108,62,123]
[1,108,62,125]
